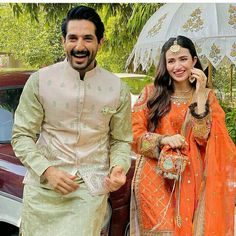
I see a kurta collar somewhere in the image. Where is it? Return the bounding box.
[63,58,99,80]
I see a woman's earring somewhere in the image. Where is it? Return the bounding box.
[189,76,195,83]
[169,77,172,86]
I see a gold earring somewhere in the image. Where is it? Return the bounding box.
[170,40,181,54]
[189,76,195,83]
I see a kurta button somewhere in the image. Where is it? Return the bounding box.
[187,180,191,183]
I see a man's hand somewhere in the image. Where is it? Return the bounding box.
[104,165,126,192]
[43,166,79,195]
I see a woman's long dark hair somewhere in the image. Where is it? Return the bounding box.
[147,35,203,132]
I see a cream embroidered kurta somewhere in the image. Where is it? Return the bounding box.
[12,60,132,196]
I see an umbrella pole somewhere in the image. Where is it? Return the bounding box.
[207,61,213,88]
[230,64,233,103]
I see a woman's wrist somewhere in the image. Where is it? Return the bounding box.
[189,100,209,119]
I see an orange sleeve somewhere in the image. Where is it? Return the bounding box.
[132,84,162,159]
[191,113,211,146]
[190,91,216,146]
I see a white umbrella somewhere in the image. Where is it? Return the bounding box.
[126,3,236,72]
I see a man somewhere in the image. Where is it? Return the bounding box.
[12,5,132,236]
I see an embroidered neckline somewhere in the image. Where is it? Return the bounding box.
[170,95,192,105]
[171,89,193,105]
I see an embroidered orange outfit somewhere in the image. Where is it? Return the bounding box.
[130,84,236,236]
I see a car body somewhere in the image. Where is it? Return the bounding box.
[0,70,137,236]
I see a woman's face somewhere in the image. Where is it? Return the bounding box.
[166,46,197,83]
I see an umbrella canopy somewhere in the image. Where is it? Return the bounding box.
[126,3,236,72]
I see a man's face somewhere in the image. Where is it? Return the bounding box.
[63,19,103,73]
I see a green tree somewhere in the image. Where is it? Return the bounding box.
[0,4,64,68]
[8,3,162,71]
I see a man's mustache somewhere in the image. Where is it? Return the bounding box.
[71,49,90,57]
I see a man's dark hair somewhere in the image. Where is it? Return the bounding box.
[61,5,105,43]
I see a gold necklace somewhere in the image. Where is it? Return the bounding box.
[171,89,193,105]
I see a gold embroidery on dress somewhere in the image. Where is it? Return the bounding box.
[139,133,161,159]
[193,184,206,236]
[209,43,222,64]
[171,89,193,106]
[170,95,192,106]
[191,113,211,139]
[228,4,236,29]
[142,230,173,236]
[132,85,155,112]
[182,8,204,32]
[147,14,167,38]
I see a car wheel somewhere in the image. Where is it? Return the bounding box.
[0,222,19,236]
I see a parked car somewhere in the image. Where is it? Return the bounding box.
[0,70,136,236]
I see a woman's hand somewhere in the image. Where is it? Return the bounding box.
[191,68,208,114]
[160,134,187,149]
[190,68,207,95]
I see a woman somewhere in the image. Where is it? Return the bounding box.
[130,35,235,236]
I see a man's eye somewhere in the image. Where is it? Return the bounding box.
[84,37,93,41]
[69,38,77,42]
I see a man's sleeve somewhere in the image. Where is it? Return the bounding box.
[109,81,133,174]
[11,72,51,177]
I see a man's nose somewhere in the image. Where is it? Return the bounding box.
[75,38,85,50]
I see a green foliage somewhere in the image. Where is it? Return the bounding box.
[219,101,236,144]
[0,5,64,69]
[10,3,76,23]
[213,65,236,102]
[6,3,162,71]
[96,12,131,72]
[121,77,153,94]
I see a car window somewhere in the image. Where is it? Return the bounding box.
[0,87,23,143]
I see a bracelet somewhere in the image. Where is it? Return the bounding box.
[189,100,209,119]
